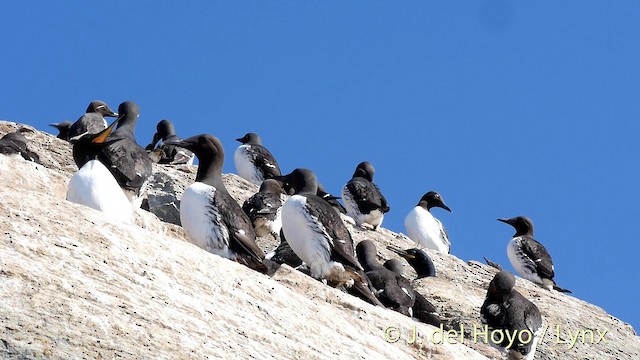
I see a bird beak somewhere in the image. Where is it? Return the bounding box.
[497,218,511,224]
[386,245,415,260]
[92,117,119,144]
[440,203,451,212]
[235,137,243,143]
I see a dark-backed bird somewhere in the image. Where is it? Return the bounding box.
[242,179,283,240]
[166,134,266,271]
[276,168,380,305]
[0,129,41,164]
[387,245,436,278]
[382,244,442,327]
[342,161,390,230]
[145,119,194,165]
[66,118,133,224]
[356,240,415,316]
[96,101,152,206]
[234,132,281,186]
[49,121,73,140]
[498,216,570,293]
[404,191,451,254]
[481,270,543,360]
[67,100,118,139]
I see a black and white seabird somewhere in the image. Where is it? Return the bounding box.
[234,132,281,186]
[96,101,152,205]
[481,270,543,360]
[242,179,283,240]
[145,119,194,165]
[387,246,436,278]
[342,161,390,230]
[0,128,41,164]
[68,100,118,139]
[404,191,452,254]
[49,121,73,141]
[356,240,415,316]
[66,118,134,224]
[498,216,571,293]
[166,134,266,271]
[277,168,381,306]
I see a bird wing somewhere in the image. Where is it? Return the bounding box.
[346,178,389,213]
[306,195,362,271]
[521,236,555,279]
[217,191,264,262]
[251,145,281,179]
[97,139,152,191]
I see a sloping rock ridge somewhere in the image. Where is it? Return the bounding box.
[0,121,638,359]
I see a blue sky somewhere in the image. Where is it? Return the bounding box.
[2,2,639,332]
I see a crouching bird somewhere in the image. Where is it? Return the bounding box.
[481,270,542,360]
[165,134,266,272]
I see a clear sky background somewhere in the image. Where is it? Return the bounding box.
[2,2,639,333]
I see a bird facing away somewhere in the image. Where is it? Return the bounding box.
[498,216,570,293]
[356,240,416,316]
[481,270,543,360]
[66,118,134,225]
[96,101,152,205]
[166,134,266,271]
[0,128,41,164]
[342,161,390,230]
[67,100,118,139]
[49,121,73,141]
[404,191,452,253]
[387,245,437,278]
[277,168,365,286]
[234,132,281,186]
[145,119,194,165]
[242,179,283,240]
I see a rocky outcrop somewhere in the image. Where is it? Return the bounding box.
[1,121,638,359]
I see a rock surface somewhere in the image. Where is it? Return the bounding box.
[1,121,639,359]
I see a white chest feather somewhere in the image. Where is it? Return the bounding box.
[507,237,542,284]
[180,182,232,257]
[66,160,133,225]
[281,195,333,278]
[234,145,262,186]
[404,206,449,253]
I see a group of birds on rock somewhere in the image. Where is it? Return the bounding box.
[0,99,573,360]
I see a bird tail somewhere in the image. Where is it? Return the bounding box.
[553,283,572,293]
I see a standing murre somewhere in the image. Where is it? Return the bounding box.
[97,101,152,207]
[276,168,381,305]
[66,118,134,225]
[166,134,266,271]
[67,100,118,139]
[498,216,571,293]
[242,179,283,240]
[481,270,543,360]
[404,191,452,254]
[342,161,390,230]
[145,119,194,165]
[234,132,281,186]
